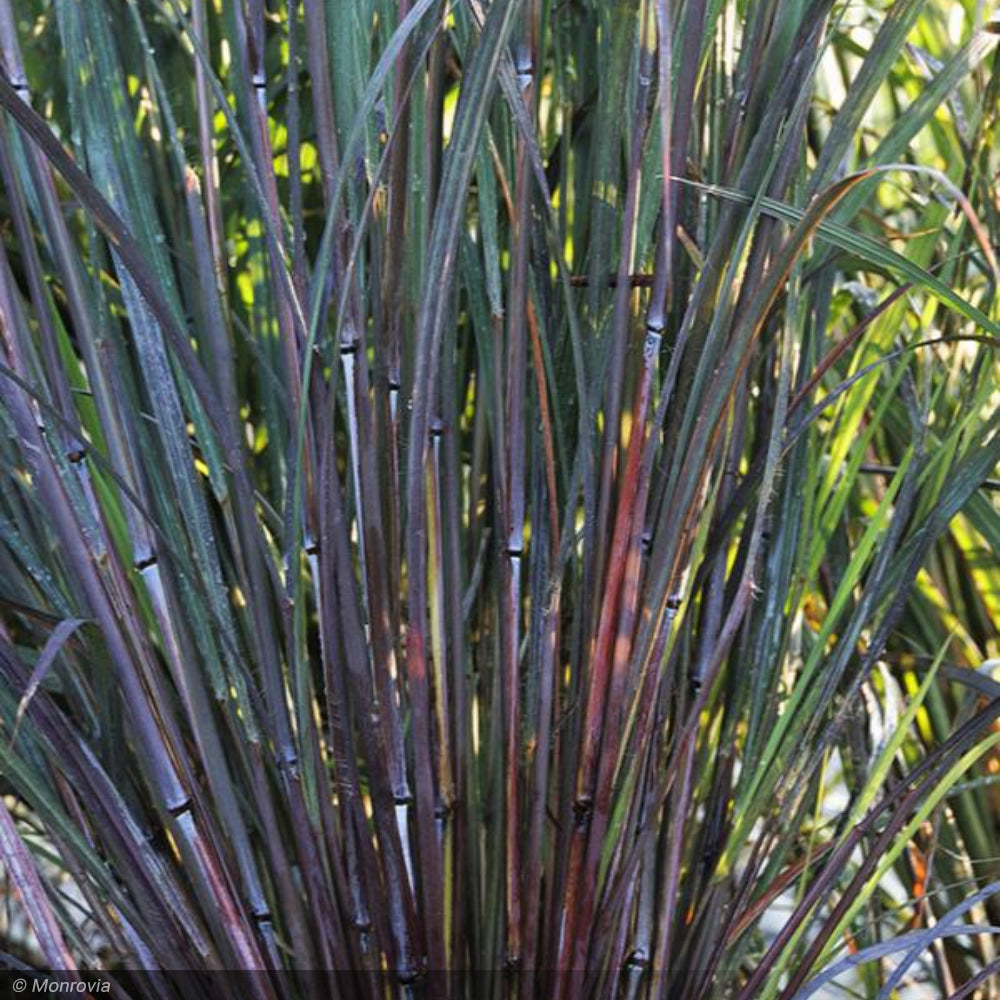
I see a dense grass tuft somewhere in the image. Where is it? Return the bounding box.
[0,1,998,998]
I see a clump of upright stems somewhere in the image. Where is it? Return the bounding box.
[0,1,998,999]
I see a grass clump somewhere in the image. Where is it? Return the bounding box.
[0,0,999,997]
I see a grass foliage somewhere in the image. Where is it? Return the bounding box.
[0,0,999,996]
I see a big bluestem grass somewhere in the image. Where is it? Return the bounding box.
[0,1,998,998]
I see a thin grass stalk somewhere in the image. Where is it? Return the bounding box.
[228,1,303,412]
[190,0,226,292]
[0,777,79,972]
[380,0,417,680]
[424,39,468,981]
[501,1,540,971]
[286,1,307,299]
